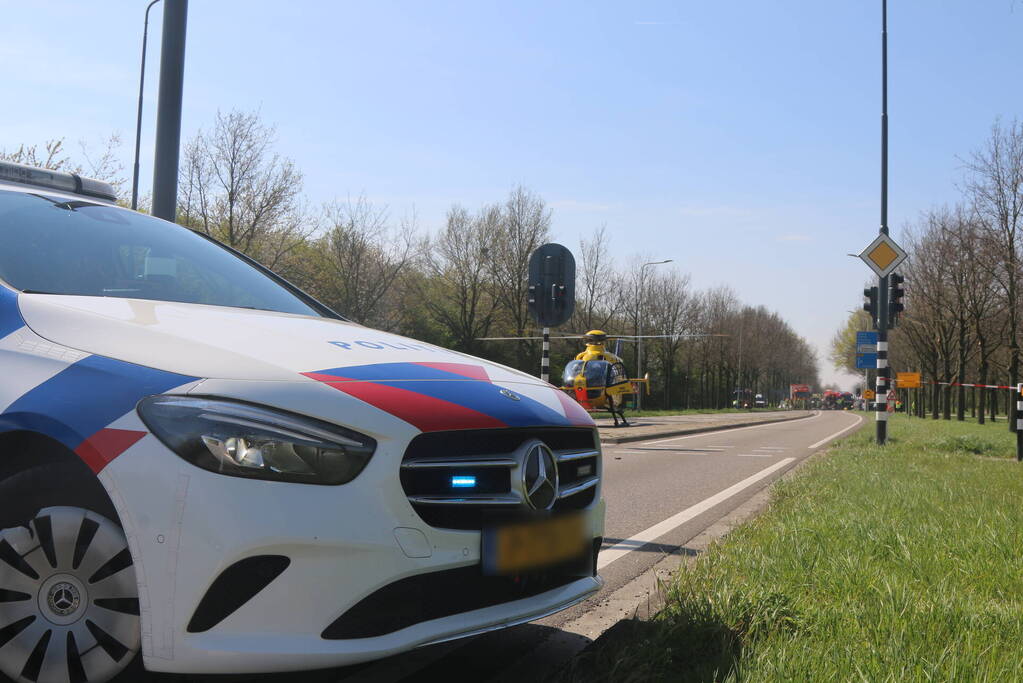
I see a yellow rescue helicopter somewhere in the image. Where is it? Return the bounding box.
[559,330,649,427]
[479,329,721,427]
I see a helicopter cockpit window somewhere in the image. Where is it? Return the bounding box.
[562,360,585,386]
[583,360,611,388]
[608,362,629,386]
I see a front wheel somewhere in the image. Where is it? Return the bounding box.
[0,505,141,683]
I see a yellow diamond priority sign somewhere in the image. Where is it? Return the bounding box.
[859,233,908,278]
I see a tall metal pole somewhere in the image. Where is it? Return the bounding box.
[151,0,188,222]
[637,268,645,411]
[131,0,163,211]
[637,259,671,411]
[875,0,891,444]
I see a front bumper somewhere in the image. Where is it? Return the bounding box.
[97,382,604,674]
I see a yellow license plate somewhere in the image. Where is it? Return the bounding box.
[483,514,587,575]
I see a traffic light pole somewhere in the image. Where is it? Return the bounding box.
[541,327,550,384]
[876,0,890,445]
[1016,384,1023,462]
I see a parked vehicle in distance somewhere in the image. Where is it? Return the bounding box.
[754,393,767,408]
[0,161,604,682]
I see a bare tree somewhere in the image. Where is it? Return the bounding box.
[311,196,418,329]
[178,109,310,272]
[573,225,620,331]
[2,135,127,198]
[1,139,73,170]
[490,186,552,367]
[420,204,503,353]
[646,270,697,405]
[963,119,1023,388]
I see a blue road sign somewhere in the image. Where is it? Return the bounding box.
[856,331,879,347]
[856,353,877,369]
[856,331,878,369]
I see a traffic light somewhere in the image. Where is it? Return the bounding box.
[527,244,575,327]
[889,272,905,327]
[863,286,879,329]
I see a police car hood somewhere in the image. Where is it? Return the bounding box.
[17,294,547,386]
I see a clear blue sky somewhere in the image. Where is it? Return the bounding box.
[3,1,1022,387]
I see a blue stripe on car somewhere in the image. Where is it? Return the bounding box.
[0,286,24,340]
[0,355,197,450]
[317,362,477,382]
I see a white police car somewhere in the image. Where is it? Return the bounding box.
[0,161,603,682]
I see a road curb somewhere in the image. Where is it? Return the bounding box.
[597,412,817,445]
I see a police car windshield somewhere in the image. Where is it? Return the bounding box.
[0,190,320,317]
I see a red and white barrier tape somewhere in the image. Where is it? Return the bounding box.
[923,381,1016,390]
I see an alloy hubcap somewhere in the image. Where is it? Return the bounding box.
[0,507,140,683]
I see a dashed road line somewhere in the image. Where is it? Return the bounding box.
[807,413,864,449]
[642,412,822,446]
[596,457,797,570]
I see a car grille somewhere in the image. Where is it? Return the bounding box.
[399,427,600,530]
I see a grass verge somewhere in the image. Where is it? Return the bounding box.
[564,414,1023,682]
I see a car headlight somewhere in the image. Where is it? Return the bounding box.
[138,396,376,485]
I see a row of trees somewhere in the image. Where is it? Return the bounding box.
[4,109,820,409]
[830,119,1023,422]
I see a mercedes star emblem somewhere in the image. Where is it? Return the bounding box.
[48,582,81,616]
[522,442,559,510]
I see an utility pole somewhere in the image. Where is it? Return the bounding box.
[637,259,671,411]
[875,0,891,445]
[151,0,188,222]
[131,0,163,211]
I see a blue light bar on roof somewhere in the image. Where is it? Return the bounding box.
[451,475,476,488]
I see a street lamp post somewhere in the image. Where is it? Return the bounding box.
[131,0,163,211]
[637,259,672,411]
[876,0,891,444]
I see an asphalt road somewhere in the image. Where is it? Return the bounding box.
[156,410,864,683]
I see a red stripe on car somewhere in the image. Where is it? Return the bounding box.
[75,428,148,474]
[303,373,507,431]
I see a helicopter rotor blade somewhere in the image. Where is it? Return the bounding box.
[476,333,729,341]
[476,335,589,341]
[611,333,730,341]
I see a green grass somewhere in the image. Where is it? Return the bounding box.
[564,415,1023,682]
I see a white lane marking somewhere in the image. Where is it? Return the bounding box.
[755,446,786,451]
[808,413,864,449]
[737,453,773,457]
[642,412,822,446]
[597,457,796,570]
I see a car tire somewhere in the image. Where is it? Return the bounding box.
[0,464,143,683]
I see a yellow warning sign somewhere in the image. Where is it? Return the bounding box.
[863,389,875,401]
[868,242,899,271]
[896,372,921,388]
[858,233,908,277]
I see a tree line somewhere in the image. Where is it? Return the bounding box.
[830,119,1023,422]
[3,109,820,409]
